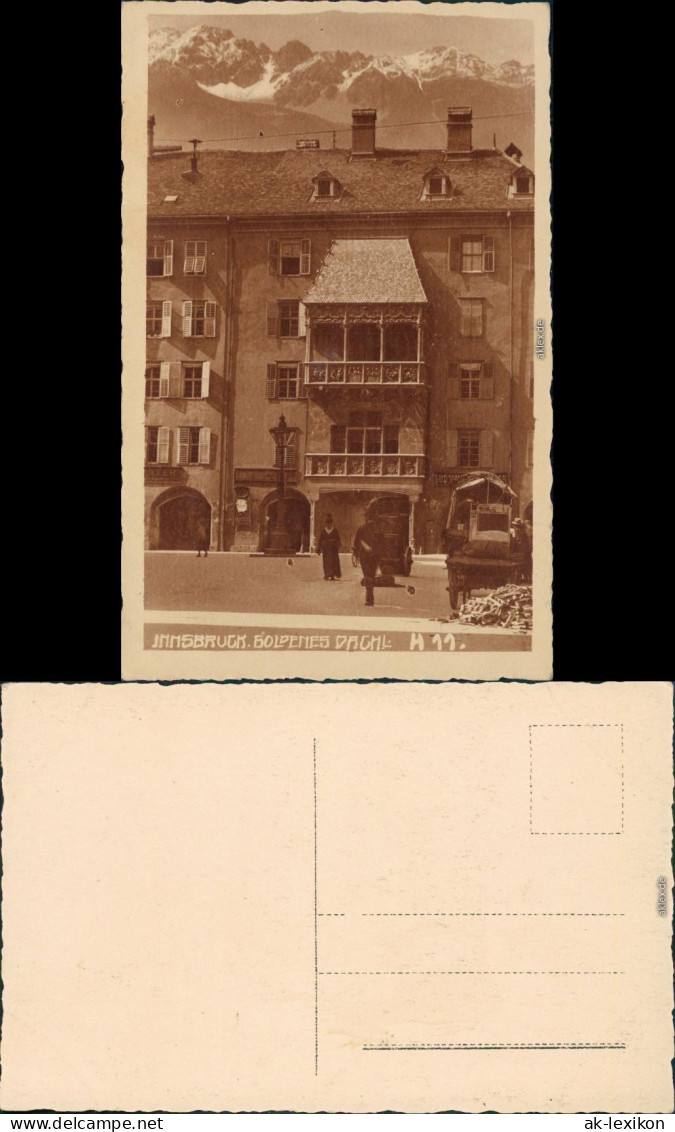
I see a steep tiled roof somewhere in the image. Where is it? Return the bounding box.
[147,147,533,218]
[304,239,427,304]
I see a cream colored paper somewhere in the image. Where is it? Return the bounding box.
[122,1,553,680]
[1,681,672,1112]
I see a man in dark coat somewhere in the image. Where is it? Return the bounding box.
[316,513,342,580]
[352,511,381,607]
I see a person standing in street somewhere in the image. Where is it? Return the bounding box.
[352,510,381,607]
[316,513,342,581]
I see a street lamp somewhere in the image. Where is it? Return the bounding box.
[266,414,292,555]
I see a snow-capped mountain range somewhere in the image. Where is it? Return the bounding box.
[148,24,534,158]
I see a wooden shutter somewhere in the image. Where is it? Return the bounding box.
[163,240,173,276]
[199,427,211,465]
[483,235,495,272]
[204,302,217,338]
[266,301,278,337]
[182,300,193,337]
[184,240,195,274]
[161,300,172,338]
[177,427,190,465]
[194,243,206,274]
[447,362,460,399]
[298,363,307,398]
[449,236,461,272]
[159,362,170,398]
[298,302,306,337]
[157,427,170,465]
[300,239,311,275]
[268,239,280,274]
[168,363,181,399]
[481,362,494,400]
[284,433,296,467]
[447,429,459,468]
[479,430,494,467]
[266,363,277,399]
[201,361,211,399]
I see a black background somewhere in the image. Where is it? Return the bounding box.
[1,0,669,684]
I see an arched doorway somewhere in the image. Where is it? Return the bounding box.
[157,492,211,550]
[262,490,310,552]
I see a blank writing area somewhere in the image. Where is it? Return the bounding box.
[529,725,623,834]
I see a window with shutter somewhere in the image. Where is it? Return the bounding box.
[184,240,207,275]
[199,427,211,465]
[266,363,277,399]
[277,364,299,399]
[460,363,481,400]
[268,239,280,275]
[183,364,202,398]
[459,299,483,338]
[279,300,299,338]
[147,241,165,277]
[279,240,305,276]
[182,300,193,337]
[157,427,171,465]
[147,302,168,337]
[459,431,481,468]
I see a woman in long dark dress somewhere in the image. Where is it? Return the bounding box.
[316,514,342,580]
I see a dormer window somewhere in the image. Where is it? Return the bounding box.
[508,166,534,198]
[422,169,451,200]
[311,170,342,202]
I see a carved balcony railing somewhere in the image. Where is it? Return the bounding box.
[303,361,426,386]
[305,454,426,478]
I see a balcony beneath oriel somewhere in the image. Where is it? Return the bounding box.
[303,360,426,386]
[305,453,426,479]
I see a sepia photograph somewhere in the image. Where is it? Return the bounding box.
[122,0,552,679]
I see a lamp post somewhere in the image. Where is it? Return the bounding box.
[266,414,292,554]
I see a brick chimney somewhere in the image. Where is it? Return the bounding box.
[446,107,472,155]
[147,114,155,158]
[351,108,377,157]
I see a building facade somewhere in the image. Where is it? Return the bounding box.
[145,108,534,554]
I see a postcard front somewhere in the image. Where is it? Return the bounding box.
[1,682,672,1111]
[121,0,552,679]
